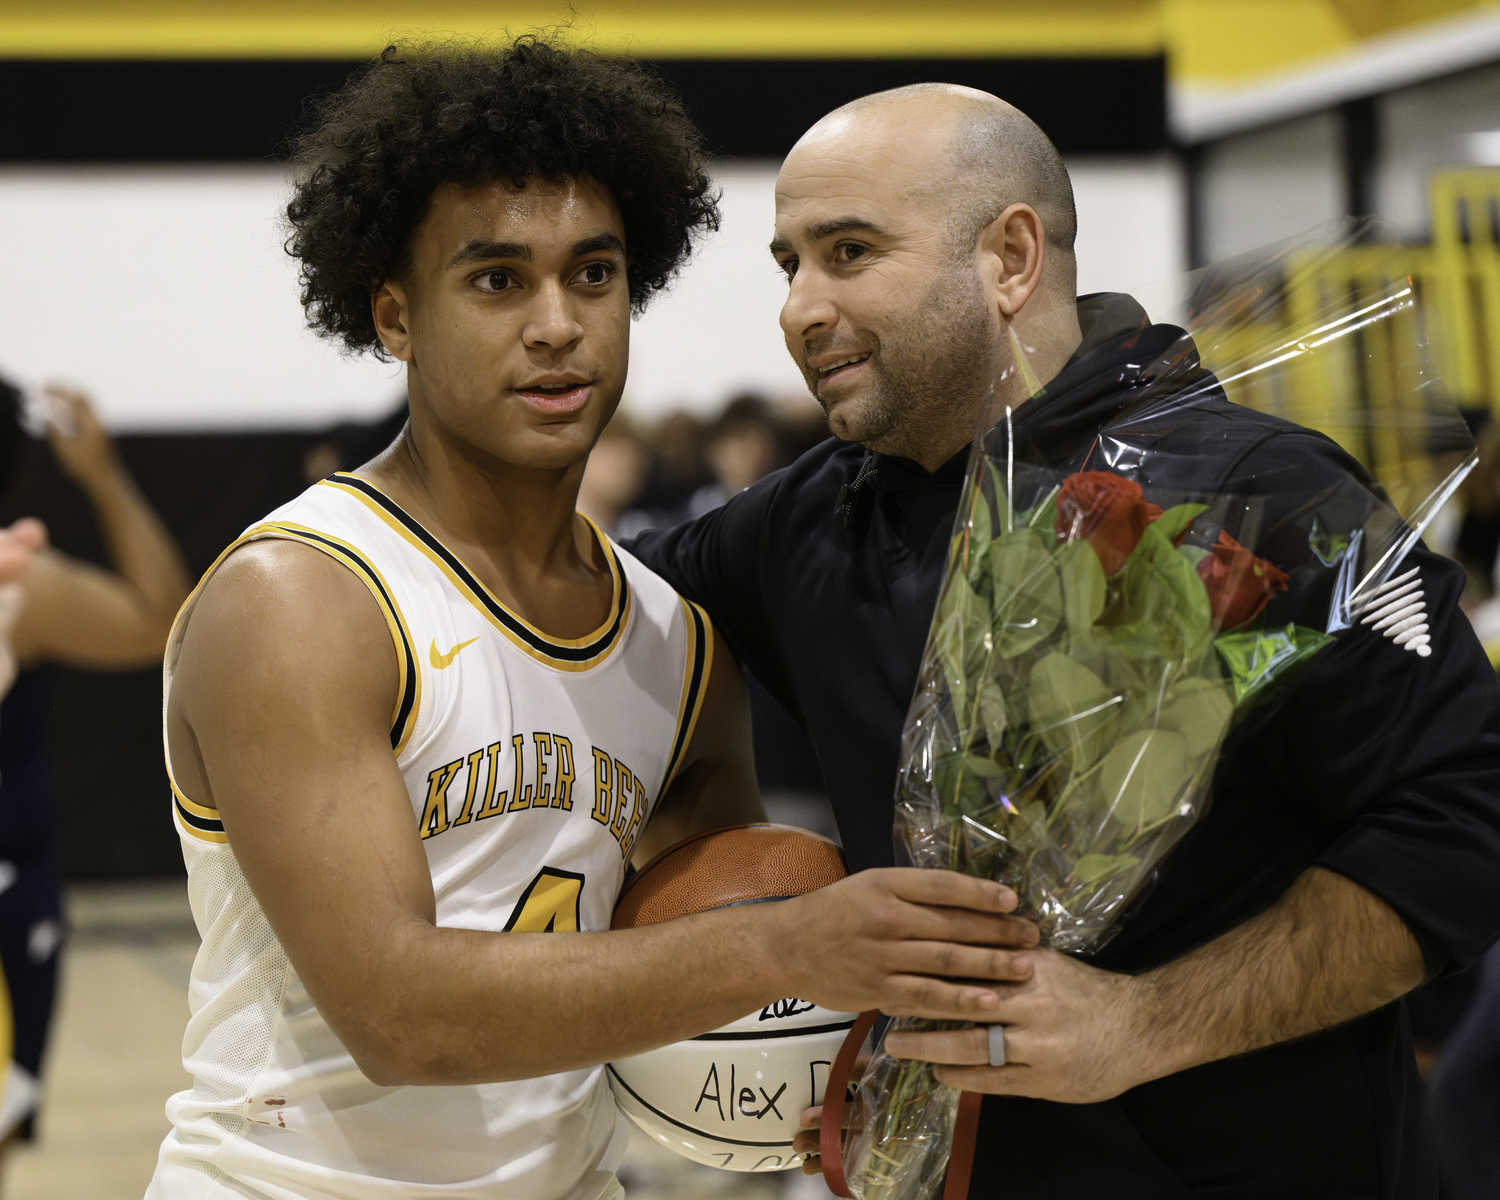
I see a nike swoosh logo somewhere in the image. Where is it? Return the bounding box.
[430,636,481,669]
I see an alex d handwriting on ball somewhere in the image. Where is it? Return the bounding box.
[693,1062,792,1122]
[691,999,832,1124]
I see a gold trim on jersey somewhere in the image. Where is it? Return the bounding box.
[254,522,422,756]
[171,777,228,845]
[317,474,632,673]
[166,519,423,843]
[659,599,715,798]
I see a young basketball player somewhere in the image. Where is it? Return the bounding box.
[145,39,1033,1200]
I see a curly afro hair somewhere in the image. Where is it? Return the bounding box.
[284,36,720,357]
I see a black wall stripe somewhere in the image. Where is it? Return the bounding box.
[328,476,627,664]
[270,524,418,748]
[0,57,1167,163]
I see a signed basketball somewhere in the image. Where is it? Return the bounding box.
[606,824,857,1173]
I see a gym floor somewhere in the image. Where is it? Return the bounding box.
[4,882,833,1200]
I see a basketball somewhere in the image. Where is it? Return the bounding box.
[607,825,857,1172]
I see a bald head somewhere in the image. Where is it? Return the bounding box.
[794,84,1077,264]
[772,84,1084,469]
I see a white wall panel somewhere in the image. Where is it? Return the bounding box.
[0,157,1185,431]
[0,165,405,433]
[1377,61,1500,239]
[1197,112,1345,263]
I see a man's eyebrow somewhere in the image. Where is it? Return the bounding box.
[808,217,885,241]
[446,240,531,269]
[768,217,887,256]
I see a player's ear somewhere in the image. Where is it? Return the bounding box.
[372,277,414,362]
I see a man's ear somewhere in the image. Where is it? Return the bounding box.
[371,277,414,361]
[977,203,1047,318]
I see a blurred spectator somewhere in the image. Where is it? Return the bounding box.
[770,393,833,464]
[688,394,783,517]
[577,417,651,537]
[633,410,709,514]
[0,381,191,1179]
[303,398,410,483]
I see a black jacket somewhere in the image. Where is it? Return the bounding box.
[629,294,1500,1198]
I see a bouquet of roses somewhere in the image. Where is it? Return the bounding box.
[837,460,1327,1200]
[831,227,1478,1200]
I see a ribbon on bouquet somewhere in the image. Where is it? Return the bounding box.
[820,1012,981,1200]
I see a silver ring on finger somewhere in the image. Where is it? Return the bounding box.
[987,1023,1006,1068]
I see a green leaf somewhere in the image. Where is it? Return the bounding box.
[965,489,993,581]
[1156,677,1234,757]
[1055,539,1107,634]
[963,753,1006,778]
[1071,852,1141,885]
[1151,503,1208,546]
[932,570,980,719]
[1213,624,1335,705]
[984,461,1013,534]
[1097,728,1192,826]
[977,678,1009,745]
[988,528,1062,657]
[1026,653,1123,769]
[1111,523,1214,666]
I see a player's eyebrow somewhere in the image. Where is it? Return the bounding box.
[447,240,531,268]
[769,217,886,256]
[570,231,626,257]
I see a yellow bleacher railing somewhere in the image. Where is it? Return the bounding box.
[1189,168,1500,523]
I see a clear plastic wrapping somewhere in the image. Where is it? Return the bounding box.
[840,225,1477,1200]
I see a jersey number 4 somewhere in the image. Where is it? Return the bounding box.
[503,867,585,933]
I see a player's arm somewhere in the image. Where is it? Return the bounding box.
[170,541,1037,1087]
[12,387,191,668]
[632,633,764,864]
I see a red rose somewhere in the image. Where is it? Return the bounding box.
[1195,531,1289,628]
[1055,471,1161,574]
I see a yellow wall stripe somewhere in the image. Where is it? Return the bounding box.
[0,0,1162,61]
[1,1,1489,87]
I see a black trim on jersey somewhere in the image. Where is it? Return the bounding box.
[660,602,709,789]
[271,523,418,751]
[174,795,224,834]
[604,1065,792,1148]
[693,1020,857,1042]
[330,474,629,665]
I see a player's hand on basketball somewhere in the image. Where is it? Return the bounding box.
[791,1060,865,1178]
[793,1106,826,1175]
[42,384,120,489]
[881,947,1153,1104]
[776,867,1039,1021]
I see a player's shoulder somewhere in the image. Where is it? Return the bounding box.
[188,537,387,656]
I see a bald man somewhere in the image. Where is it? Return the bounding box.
[629,86,1500,1198]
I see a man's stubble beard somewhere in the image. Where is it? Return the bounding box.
[813,264,994,465]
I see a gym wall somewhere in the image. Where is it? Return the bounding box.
[0,52,1176,877]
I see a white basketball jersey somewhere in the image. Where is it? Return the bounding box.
[148,473,712,1200]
